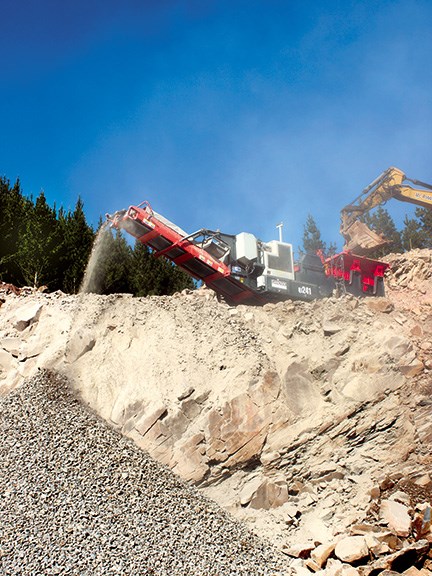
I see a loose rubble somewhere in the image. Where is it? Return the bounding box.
[1,248,431,575]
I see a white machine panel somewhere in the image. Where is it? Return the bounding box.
[263,241,295,280]
[236,232,258,264]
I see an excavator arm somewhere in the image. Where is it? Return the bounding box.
[341,167,432,254]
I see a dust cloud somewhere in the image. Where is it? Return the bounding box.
[80,223,112,294]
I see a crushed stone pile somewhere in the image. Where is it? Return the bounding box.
[0,370,289,576]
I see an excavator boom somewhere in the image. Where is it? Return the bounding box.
[393,184,432,207]
[341,167,432,254]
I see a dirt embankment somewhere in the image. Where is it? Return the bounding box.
[1,248,432,575]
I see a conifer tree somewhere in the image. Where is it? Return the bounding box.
[0,177,31,284]
[130,242,157,296]
[401,215,426,251]
[60,197,95,293]
[17,191,62,287]
[300,214,339,258]
[96,229,134,294]
[302,214,326,254]
[415,207,432,248]
[326,241,338,257]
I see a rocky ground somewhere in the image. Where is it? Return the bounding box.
[1,248,432,575]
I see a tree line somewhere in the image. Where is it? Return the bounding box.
[2,176,431,295]
[0,177,194,295]
[301,206,432,257]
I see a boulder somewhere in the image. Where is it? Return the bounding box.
[389,491,411,506]
[282,360,324,414]
[13,302,42,331]
[282,542,315,559]
[249,477,289,510]
[410,324,423,337]
[414,474,431,487]
[380,499,412,537]
[323,322,343,336]
[239,475,265,506]
[399,356,424,377]
[363,533,391,556]
[382,335,411,361]
[334,536,369,563]
[205,392,270,466]
[370,486,381,500]
[412,506,431,538]
[366,299,394,314]
[360,539,430,575]
[310,542,336,568]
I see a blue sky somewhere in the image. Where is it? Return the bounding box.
[1,0,431,254]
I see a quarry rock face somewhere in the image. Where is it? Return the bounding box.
[1,248,432,574]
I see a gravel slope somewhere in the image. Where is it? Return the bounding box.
[0,371,289,576]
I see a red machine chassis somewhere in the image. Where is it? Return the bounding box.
[318,250,390,295]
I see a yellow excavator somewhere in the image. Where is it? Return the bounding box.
[341,167,432,254]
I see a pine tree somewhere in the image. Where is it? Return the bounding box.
[130,242,157,296]
[96,229,134,295]
[401,215,426,251]
[0,177,31,284]
[326,241,338,257]
[415,207,432,248]
[17,191,63,287]
[59,197,95,293]
[302,214,326,254]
